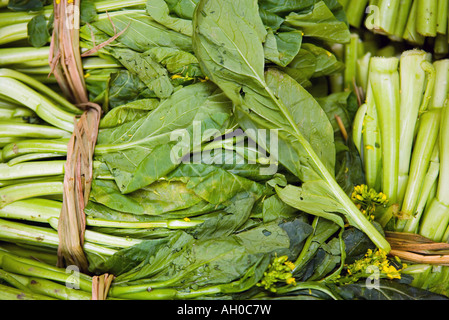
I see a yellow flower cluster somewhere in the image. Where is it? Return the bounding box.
[351,185,388,221]
[335,248,407,285]
[258,255,297,293]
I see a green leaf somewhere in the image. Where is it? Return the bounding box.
[93,11,192,53]
[264,29,303,67]
[8,0,48,11]
[96,82,232,193]
[110,48,174,99]
[145,47,203,75]
[165,0,200,19]
[27,15,50,48]
[107,70,157,108]
[99,99,160,129]
[283,1,350,43]
[275,182,346,227]
[146,0,193,36]
[167,163,270,205]
[80,0,97,24]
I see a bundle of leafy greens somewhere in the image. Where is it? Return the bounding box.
[0,0,448,301]
[338,0,449,57]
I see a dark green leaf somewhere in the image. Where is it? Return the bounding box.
[27,15,50,48]
[8,0,48,11]
[80,0,97,24]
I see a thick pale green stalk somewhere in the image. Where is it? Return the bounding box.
[0,283,54,300]
[0,181,63,208]
[0,47,50,66]
[434,33,449,56]
[346,0,369,28]
[0,160,65,180]
[402,145,440,233]
[0,218,117,257]
[0,122,71,139]
[0,69,81,114]
[344,34,361,91]
[2,139,68,161]
[0,77,75,131]
[398,109,441,231]
[378,0,402,34]
[369,57,400,204]
[419,63,449,241]
[0,22,28,45]
[437,0,448,34]
[362,84,382,191]
[397,52,433,204]
[352,103,368,156]
[48,217,143,249]
[391,0,414,40]
[356,52,372,93]
[7,153,66,166]
[403,0,426,45]
[416,0,438,37]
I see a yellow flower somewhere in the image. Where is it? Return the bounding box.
[286,277,296,286]
[284,261,295,271]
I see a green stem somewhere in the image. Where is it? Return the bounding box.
[398,109,441,231]
[369,57,400,204]
[0,160,65,181]
[0,69,81,114]
[7,153,66,166]
[346,0,369,28]
[362,83,382,191]
[437,0,448,34]
[391,0,414,40]
[1,139,68,161]
[0,22,28,45]
[0,181,63,208]
[344,33,360,91]
[403,0,426,45]
[352,103,367,157]
[0,118,36,134]
[0,77,75,131]
[416,0,438,37]
[48,217,143,249]
[378,0,402,34]
[397,51,432,204]
[0,47,50,66]
[402,145,440,233]
[0,218,117,257]
[0,283,55,300]
[27,277,92,300]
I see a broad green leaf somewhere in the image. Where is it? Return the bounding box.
[93,11,192,53]
[146,0,193,36]
[165,0,200,19]
[27,15,50,48]
[99,99,160,129]
[264,28,303,67]
[96,82,232,193]
[167,163,269,205]
[8,0,48,11]
[145,47,204,78]
[283,1,350,43]
[107,70,157,108]
[275,182,346,227]
[110,47,174,99]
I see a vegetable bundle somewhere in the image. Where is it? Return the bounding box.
[0,0,448,301]
[339,0,449,56]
